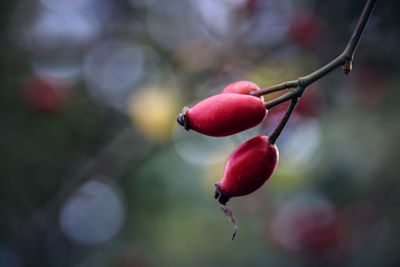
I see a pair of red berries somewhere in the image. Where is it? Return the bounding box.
[177,81,279,238]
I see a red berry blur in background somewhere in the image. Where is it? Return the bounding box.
[289,11,326,48]
[271,88,322,118]
[270,196,349,263]
[22,76,68,113]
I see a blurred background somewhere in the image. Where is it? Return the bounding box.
[1,0,400,266]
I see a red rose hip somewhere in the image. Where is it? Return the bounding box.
[215,135,279,204]
[214,135,279,239]
[221,80,263,100]
[177,93,266,137]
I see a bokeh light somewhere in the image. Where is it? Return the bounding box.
[59,179,125,245]
[270,193,337,252]
[129,85,181,142]
[83,40,149,111]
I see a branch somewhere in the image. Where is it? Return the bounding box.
[260,0,376,143]
[343,0,377,67]
[259,0,377,101]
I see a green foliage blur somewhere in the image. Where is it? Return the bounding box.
[1,0,400,266]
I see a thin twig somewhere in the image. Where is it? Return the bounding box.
[251,80,298,97]
[260,0,376,109]
[261,0,377,142]
[264,88,299,109]
[344,0,377,61]
[269,96,299,144]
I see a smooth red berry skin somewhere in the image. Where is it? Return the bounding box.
[177,93,266,137]
[221,80,263,100]
[215,136,278,204]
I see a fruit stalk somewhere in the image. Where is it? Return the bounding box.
[269,96,299,144]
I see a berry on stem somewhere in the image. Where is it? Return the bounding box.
[175,0,377,241]
[215,136,279,239]
[215,136,279,202]
[177,93,266,137]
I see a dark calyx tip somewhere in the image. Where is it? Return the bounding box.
[232,229,237,240]
[214,183,230,205]
[177,106,189,130]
